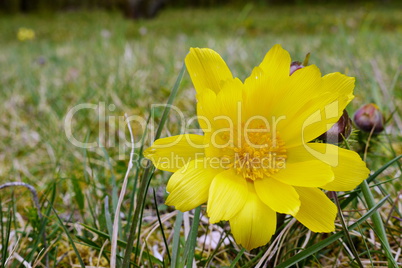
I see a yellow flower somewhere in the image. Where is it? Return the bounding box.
[17,27,35,41]
[144,45,370,250]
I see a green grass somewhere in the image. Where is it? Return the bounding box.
[0,3,401,267]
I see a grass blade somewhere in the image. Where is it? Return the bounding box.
[104,196,113,239]
[276,194,389,268]
[366,155,402,185]
[153,188,171,263]
[24,182,56,264]
[333,192,364,267]
[80,223,163,265]
[341,154,402,209]
[230,248,246,268]
[122,64,185,268]
[171,211,183,268]
[144,240,154,267]
[1,205,12,267]
[360,180,398,267]
[125,114,151,236]
[71,176,85,216]
[110,113,136,268]
[183,206,201,267]
[0,196,4,267]
[154,64,186,140]
[52,206,86,268]
[134,170,155,263]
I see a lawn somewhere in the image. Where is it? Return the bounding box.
[0,3,401,267]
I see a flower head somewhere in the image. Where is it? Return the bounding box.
[145,45,369,250]
[17,27,35,41]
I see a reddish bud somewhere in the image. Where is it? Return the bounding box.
[290,53,310,75]
[290,61,304,75]
[318,110,353,143]
[353,103,384,134]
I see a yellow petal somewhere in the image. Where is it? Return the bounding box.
[294,187,337,232]
[197,78,244,131]
[254,177,300,215]
[215,78,244,128]
[243,46,291,121]
[230,181,276,250]
[244,66,265,88]
[144,134,205,172]
[259,44,291,81]
[203,129,231,159]
[280,72,355,148]
[287,143,369,191]
[269,64,322,119]
[272,161,334,187]
[243,67,273,121]
[166,159,222,212]
[311,144,369,191]
[207,169,248,223]
[196,88,219,131]
[185,48,233,94]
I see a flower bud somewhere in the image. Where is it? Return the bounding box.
[318,110,352,143]
[290,61,304,75]
[353,103,384,134]
[290,53,310,75]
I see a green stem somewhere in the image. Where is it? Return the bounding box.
[360,180,396,268]
[332,192,363,268]
[171,211,184,268]
[276,195,389,268]
[121,64,185,268]
[122,166,153,267]
[184,206,201,267]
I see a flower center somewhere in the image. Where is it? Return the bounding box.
[225,131,287,181]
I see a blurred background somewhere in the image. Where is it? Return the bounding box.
[0,0,400,18]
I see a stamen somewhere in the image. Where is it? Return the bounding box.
[224,130,287,181]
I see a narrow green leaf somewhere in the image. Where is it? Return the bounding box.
[0,196,5,267]
[100,144,118,214]
[134,170,155,262]
[25,182,57,264]
[276,195,389,268]
[80,223,164,266]
[104,196,113,239]
[341,154,402,209]
[230,248,246,268]
[122,63,185,268]
[71,176,85,212]
[183,206,201,267]
[125,114,151,236]
[154,64,186,140]
[144,240,154,267]
[53,207,86,268]
[153,188,171,263]
[366,155,402,185]
[81,223,126,246]
[360,180,398,268]
[1,205,12,268]
[333,192,363,267]
[171,211,183,268]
